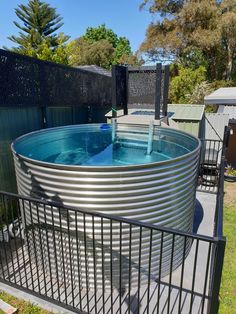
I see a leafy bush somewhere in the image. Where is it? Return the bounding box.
[170,64,234,110]
[169,66,207,103]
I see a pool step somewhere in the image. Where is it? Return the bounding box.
[114,139,147,150]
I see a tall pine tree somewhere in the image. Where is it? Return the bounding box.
[9,0,69,54]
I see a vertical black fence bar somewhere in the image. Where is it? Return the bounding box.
[10,198,22,287]
[0,195,11,281]
[137,226,142,314]
[162,65,170,117]
[3,197,17,284]
[0,213,5,280]
[83,213,90,313]
[101,217,105,314]
[178,235,187,313]
[201,242,212,314]
[155,63,162,120]
[92,215,97,314]
[66,209,75,308]
[128,224,132,314]
[43,203,54,297]
[50,205,61,302]
[189,239,199,313]
[58,206,67,304]
[21,200,35,291]
[156,231,164,314]
[119,221,122,314]
[28,201,41,293]
[110,220,113,314]
[167,234,175,314]
[146,229,153,314]
[75,211,82,310]
[17,199,27,289]
[34,203,45,291]
[209,238,226,314]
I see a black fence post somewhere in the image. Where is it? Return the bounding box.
[223,125,231,154]
[209,237,226,314]
[124,66,128,116]
[112,65,117,119]
[162,65,170,117]
[155,63,162,120]
[112,65,128,118]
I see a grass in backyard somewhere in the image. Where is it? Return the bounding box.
[219,182,236,313]
[0,290,52,314]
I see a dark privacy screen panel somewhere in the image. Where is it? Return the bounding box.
[128,67,157,105]
[128,66,169,111]
[0,49,112,108]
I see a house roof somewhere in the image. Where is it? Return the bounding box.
[204,87,236,105]
[218,105,236,122]
[105,104,205,121]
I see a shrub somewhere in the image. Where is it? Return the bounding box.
[169,66,207,103]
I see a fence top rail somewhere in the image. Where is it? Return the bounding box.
[128,65,167,73]
[0,48,106,77]
[200,138,223,143]
[0,190,219,243]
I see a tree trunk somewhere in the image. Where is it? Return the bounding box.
[225,44,233,80]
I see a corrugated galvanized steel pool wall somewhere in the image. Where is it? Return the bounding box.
[12,124,200,290]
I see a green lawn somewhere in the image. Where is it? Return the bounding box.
[0,291,52,314]
[219,182,236,313]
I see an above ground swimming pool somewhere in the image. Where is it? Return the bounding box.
[12,123,201,290]
[13,123,195,167]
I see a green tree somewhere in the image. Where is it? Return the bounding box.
[169,66,207,103]
[17,33,70,64]
[83,24,118,47]
[69,24,141,68]
[140,0,236,81]
[9,0,69,55]
[67,38,114,69]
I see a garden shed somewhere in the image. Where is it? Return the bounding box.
[105,104,205,137]
[167,104,205,137]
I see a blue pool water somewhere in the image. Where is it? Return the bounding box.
[13,125,195,166]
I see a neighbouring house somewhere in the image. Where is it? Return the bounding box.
[204,87,236,167]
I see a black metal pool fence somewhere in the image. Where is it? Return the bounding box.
[0,143,226,314]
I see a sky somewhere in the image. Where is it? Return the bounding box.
[0,0,153,53]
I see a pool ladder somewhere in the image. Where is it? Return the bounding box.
[112,118,155,155]
[112,118,117,143]
[147,120,154,155]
